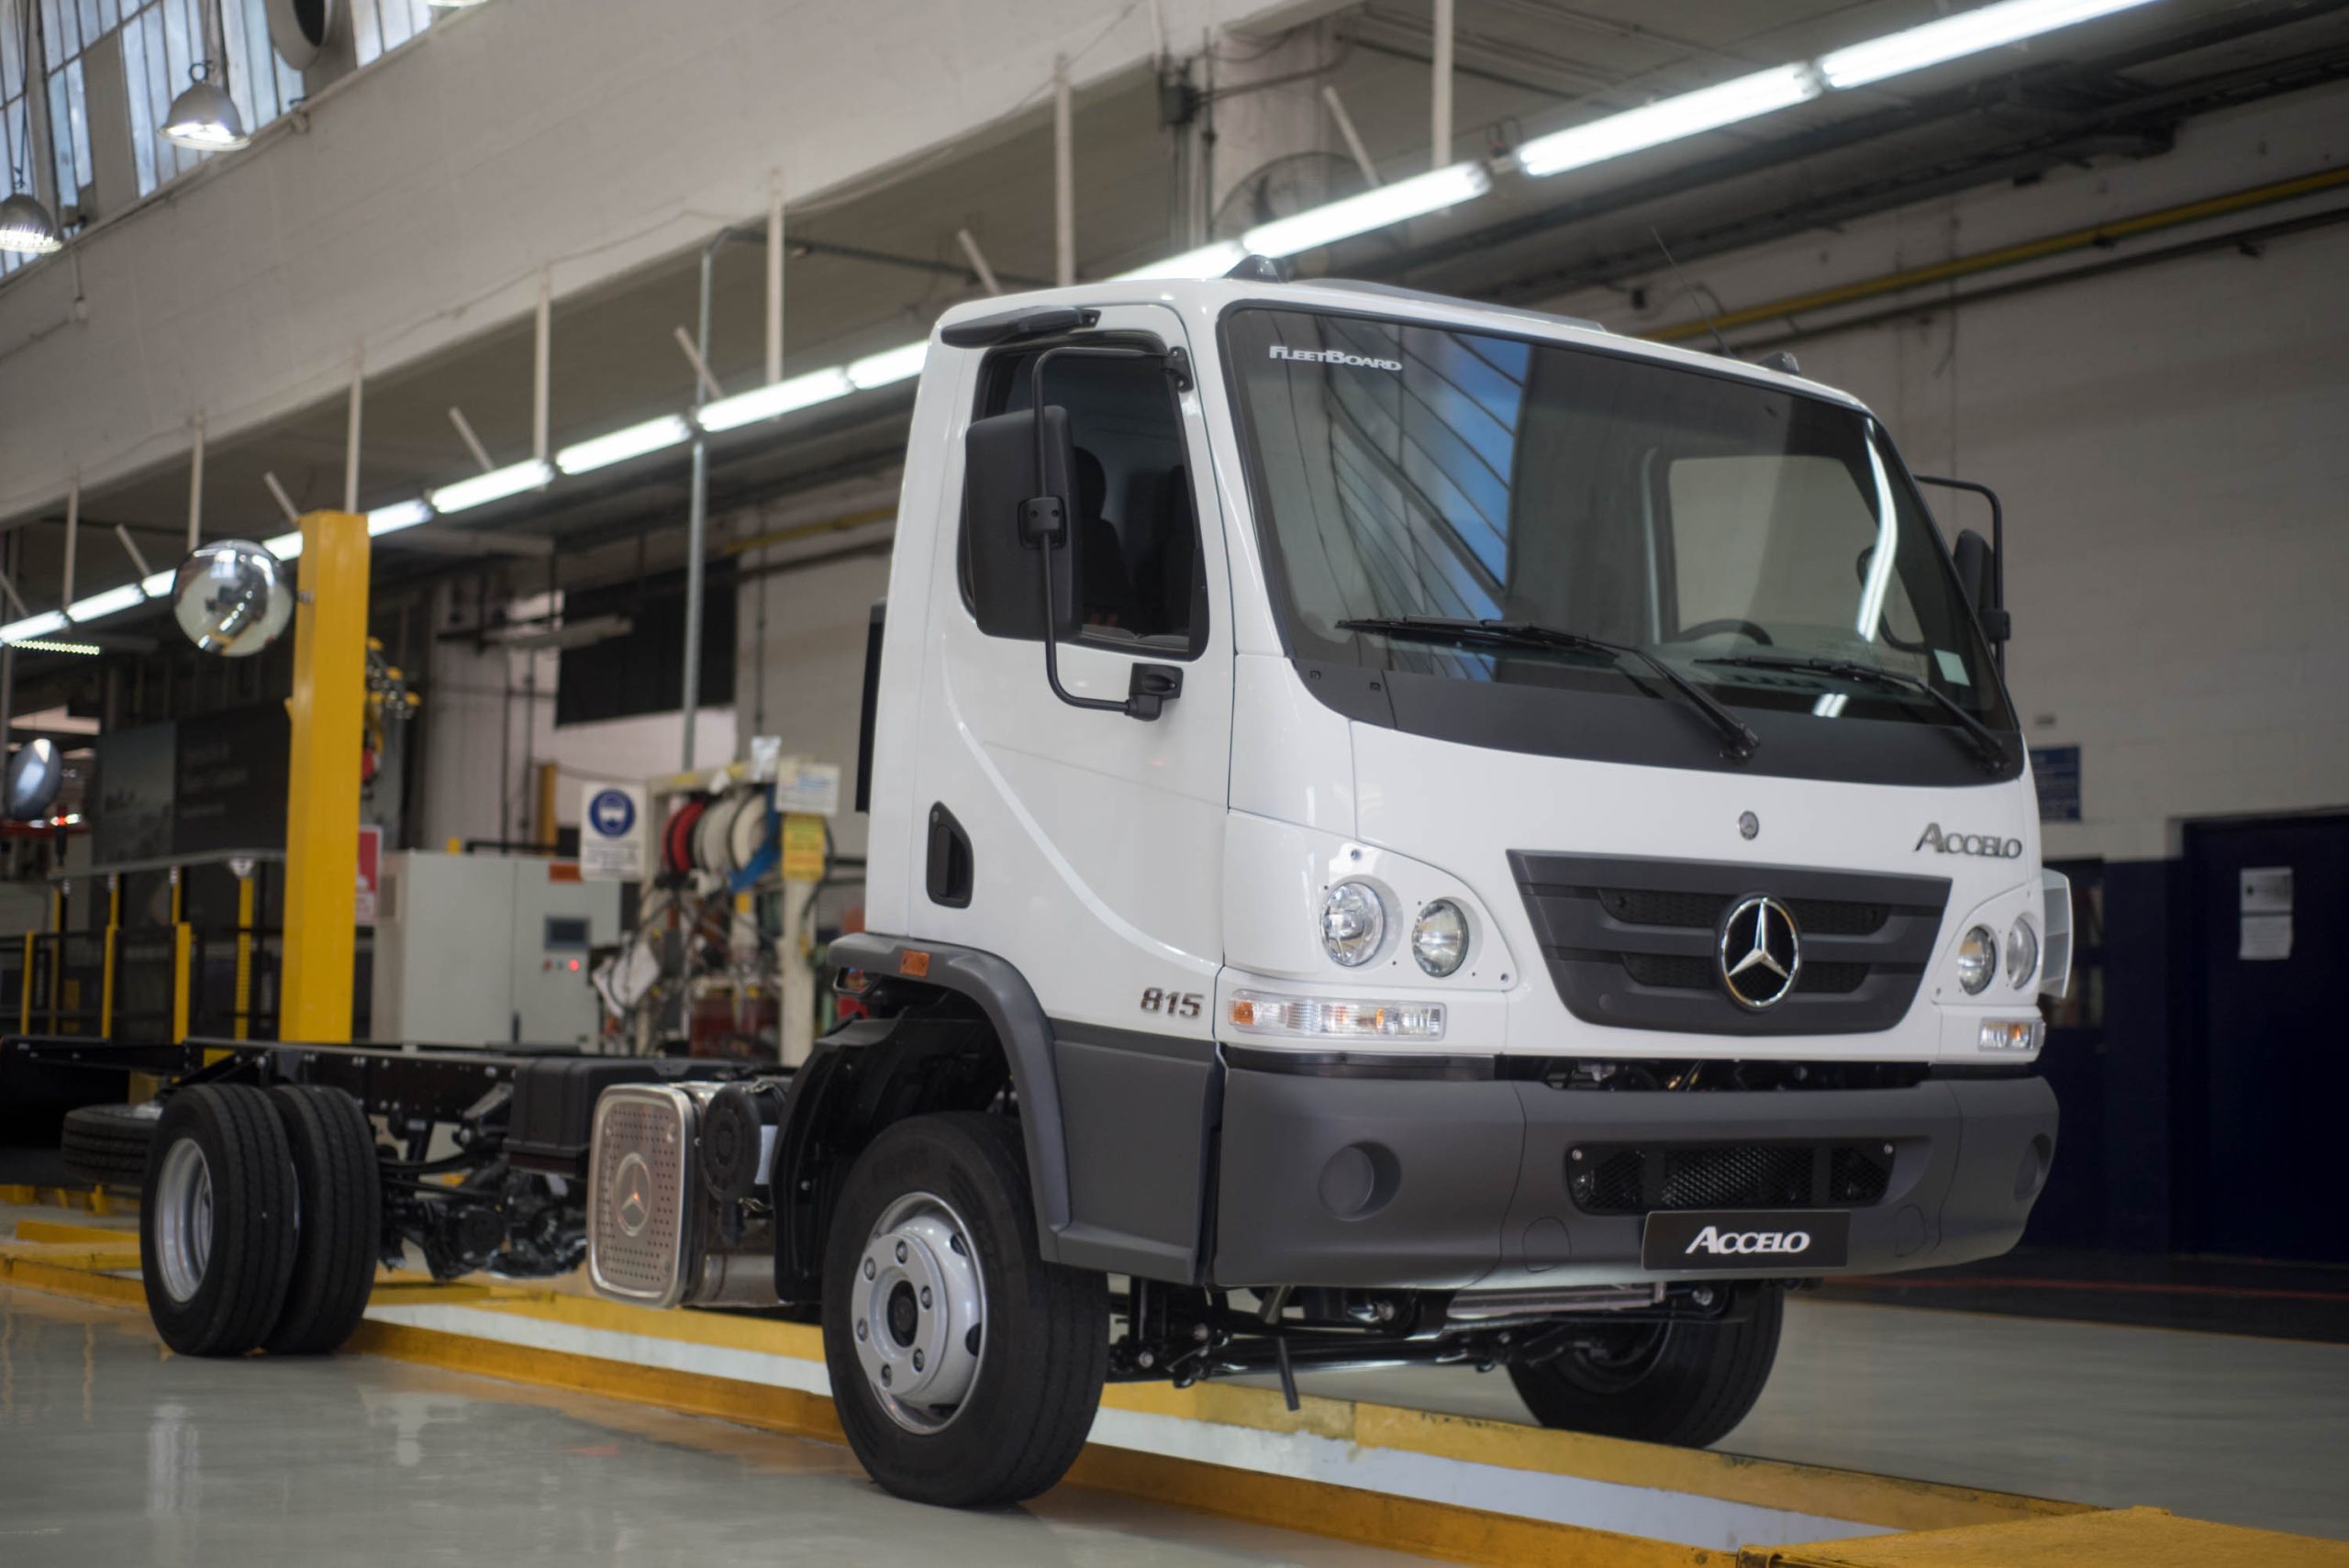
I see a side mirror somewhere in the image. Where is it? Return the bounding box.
[3,737,62,821]
[173,539,293,657]
[963,406,1080,642]
[1951,528,2010,646]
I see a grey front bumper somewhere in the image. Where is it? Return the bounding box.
[1210,1066,2056,1291]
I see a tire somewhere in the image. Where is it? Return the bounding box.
[139,1085,298,1358]
[60,1100,164,1186]
[263,1086,383,1355]
[1506,1284,1784,1449]
[821,1112,1108,1507]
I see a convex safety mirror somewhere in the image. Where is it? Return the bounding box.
[173,539,293,657]
[3,736,62,821]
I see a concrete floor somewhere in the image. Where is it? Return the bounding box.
[1270,1296,2349,1541]
[6,1264,2345,1558]
[0,1286,1434,1568]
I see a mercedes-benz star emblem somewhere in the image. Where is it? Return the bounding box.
[613,1151,654,1237]
[1719,895,1801,1010]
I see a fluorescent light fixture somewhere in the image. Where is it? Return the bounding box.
[142,570,177,597]
[66,583,147,622]
[428,458,552,514]
[1517,64,1821,178]
[555,414,691,475]
[368,498,433,536]
[1241,161,1491,257]
[17,639,100,656]
[846,341,930,391]
[1820,0,2162,89]
[696,367,853,433]
[263,530,305,561]
[2,610,70,642]
[0,192,64,255]
[1112,240,1249,282]
[161,78,250,151]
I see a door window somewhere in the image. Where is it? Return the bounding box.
[963,346,1208,657]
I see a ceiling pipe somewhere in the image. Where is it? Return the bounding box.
[448,406,496,473]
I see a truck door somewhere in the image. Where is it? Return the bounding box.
[908,303,1232,1275]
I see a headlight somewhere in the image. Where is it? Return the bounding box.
[2005,917,2039,991]
[1320,882,1386,968]
[1411,900,1468,976]
[1956,925,1997,994]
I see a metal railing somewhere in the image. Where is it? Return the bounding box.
[0,920,281,1046]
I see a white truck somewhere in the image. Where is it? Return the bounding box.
[120,262,2066,1510]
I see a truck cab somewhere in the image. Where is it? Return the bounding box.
[585,267,2066,1507]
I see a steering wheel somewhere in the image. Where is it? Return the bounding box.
[1675,618,1774,646]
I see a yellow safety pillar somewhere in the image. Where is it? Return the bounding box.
[279,510,370,1044]
[45,884,61,1032]
[535,762,560,851]
[232,872,254,1040]
[172,923,192,1043]
[100,875,118,1039]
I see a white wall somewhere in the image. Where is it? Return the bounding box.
[1536,86,2349,863]
[0,0,1323,524]
[414,578,735,850]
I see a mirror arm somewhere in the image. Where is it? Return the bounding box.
[1022,342,1186,722]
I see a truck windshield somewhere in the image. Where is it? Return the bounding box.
[1224,306,2016,774]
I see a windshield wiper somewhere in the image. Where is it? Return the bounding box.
[1698,651,2010,773]
[1335,616,1759,762]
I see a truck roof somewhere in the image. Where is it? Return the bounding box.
[932,269,1870,415]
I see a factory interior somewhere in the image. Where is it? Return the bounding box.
[0,0,2343,1562]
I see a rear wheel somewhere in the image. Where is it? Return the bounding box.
[1506,1284,1784,1448]
[263,1086,382,1355]
[821,1113,1108,1507]
[139,1085,297,1357]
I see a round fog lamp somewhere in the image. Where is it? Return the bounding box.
[1956,925,1997,995]
[1412,900,1468,976]
[1320,882,1386,968]
[2005,918,2039,990]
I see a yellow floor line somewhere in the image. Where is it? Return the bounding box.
[460,1285,2076,1533]
[13,1218,139,1247]
[1746,1505,2349,1567]
[1,1251,147,1306]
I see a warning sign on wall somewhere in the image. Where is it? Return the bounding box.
[581,783,649,881]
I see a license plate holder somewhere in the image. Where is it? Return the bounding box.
[1642,1209,1851,1271]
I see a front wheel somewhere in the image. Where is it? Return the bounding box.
[821,1113,1107,1507]
[1506,1283,1784,1448]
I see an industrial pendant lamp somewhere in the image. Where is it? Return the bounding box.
[161,68,249,150]
[161,0,249,152]
[0,0,61,252]
[0,191,61,254]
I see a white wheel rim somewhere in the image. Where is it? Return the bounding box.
[154,1137,214,1304]
[852,1190,985,1434]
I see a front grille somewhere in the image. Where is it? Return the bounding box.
[1512,851,1949,1036]
[1570,1142,1895,1214]
[1829,1145,1895,1204]
[586,1087,697,1307]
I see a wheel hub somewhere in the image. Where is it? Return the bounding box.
[852,1192,984,1433]
[154,1137,214,1305]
